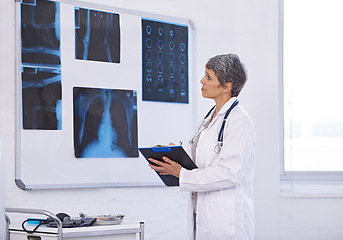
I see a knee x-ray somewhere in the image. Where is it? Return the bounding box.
[142,18,189,103]
[75,7,120,63]
[21,0,61,67]
[21,0,62,130]
[73,87,138,158]
[22,67,62,130]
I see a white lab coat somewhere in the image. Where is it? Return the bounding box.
[180,97,256,240]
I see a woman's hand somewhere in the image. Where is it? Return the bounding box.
[148,156,182,178]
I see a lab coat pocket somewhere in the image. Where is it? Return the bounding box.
[206,196,235,235]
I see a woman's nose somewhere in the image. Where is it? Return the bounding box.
[200,76,205,84]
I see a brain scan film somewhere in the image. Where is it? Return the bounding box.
[142,18,189,103]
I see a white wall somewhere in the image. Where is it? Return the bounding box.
[1,0,343,239]
[0,140,5,240]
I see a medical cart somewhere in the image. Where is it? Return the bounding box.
[5,208,144,240]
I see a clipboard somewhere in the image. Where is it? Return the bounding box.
[139,146,197,186]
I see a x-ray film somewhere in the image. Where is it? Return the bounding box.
[142,18,189,103]
[73,87,138,158]
[75,7,120,63]
[22,67,62,130]
[21,0,61,67]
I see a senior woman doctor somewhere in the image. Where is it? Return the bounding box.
[149,54,256,240]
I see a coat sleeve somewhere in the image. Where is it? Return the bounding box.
[179,112,255,192]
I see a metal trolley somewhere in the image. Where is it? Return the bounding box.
[5,208,144,240]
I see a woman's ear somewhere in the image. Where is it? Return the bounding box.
[224,82,232,93]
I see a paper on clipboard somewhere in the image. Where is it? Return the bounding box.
[138,146,197,186]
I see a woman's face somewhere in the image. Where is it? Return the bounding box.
[201,68,228,100]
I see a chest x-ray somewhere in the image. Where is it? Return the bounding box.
[73,87,138,158]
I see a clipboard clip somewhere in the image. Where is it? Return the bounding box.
[151,147,173,153]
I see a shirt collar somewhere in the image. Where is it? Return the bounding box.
[216,97,239,116]
[203,97,239,125]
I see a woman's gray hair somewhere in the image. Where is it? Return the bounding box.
[205,54,247,97]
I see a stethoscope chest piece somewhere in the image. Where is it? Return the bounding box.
[214,143,222,154]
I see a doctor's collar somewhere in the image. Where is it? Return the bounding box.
[215,97,239,116]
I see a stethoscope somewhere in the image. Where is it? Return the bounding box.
[190,99,239,154]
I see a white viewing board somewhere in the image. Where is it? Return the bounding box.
[15,0,195,190]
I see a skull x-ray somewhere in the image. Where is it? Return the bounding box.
[73,87,138,158]
[22,67,62,130]
[21,0,61,67]
[75,7,120,63]
[142,18,189,103]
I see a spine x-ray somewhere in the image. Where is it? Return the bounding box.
[75,7,120,63]
[21,0,62,130]
[142,18,189,103]
[73,87,138,158]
